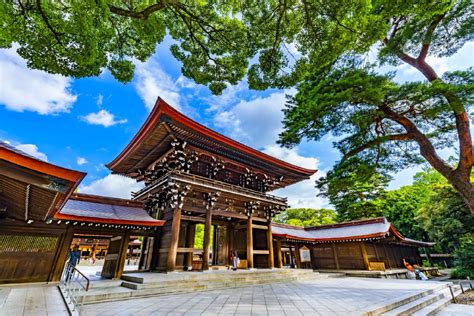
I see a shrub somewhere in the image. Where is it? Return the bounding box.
[452,234,474,279]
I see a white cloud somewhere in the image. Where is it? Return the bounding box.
[214,90,294,148]
[76,157,87,166]
[14,143,48,162]
[263,144,329,209]
[96,94,103,106]
[134,58,182,111]
[0,47,77,115]
[81,109,127,127]
[79,174,144,199]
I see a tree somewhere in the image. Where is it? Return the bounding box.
[453,234,474,278]
[0,1,250,93]
[274,208,336,226]
[382,185,430,241]
[316,161,389,221]
[416,168,474,253]
[246,0,473,214]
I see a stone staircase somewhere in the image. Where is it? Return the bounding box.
[367,282,462,316]
[82,269,320,304]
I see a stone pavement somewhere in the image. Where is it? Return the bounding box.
[0,284,68,316]
[81,277,444,316]
[436,303,474,316]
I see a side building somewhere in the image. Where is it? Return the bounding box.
[272,217,434,271]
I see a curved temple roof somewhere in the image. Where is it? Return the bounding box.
[0,141,86,220]
[56,193,165,227]
[107,98,316,188]
[272,217,434,247]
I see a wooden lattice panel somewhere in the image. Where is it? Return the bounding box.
[0,235,58,253]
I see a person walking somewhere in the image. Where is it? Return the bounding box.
[231,249,239,271]
[66,245,81,281]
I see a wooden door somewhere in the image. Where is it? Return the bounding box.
[101,236,124,279]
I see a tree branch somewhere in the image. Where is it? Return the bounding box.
[36,0,62,45]
[379,104,454,177]
[343,133,412,159]
[418,14,445,61]
[108,2,166,20]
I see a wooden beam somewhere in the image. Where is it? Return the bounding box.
[360,242,370,270]
[247,216,253,269]
[253,250,269,255]
[177,247,195,253]
[253,224,268,230]
[267,222,274,269]
[181,215,206,223]
[167,207,182,271]
[332,244,340,270]
[275,239,283,268]
[202,208,212,270]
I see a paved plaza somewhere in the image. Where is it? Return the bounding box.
[81,277,445,316]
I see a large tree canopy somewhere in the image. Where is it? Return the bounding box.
[269,1,474,213]
[0,0,250,94]
[2,1,473,211]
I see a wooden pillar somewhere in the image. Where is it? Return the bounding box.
[185,223,196,269]
[202,208,212,270]
[167,207,182,271]
[360,242,370,270]
[332,244,340,270]
[228,224,234,266]
[267,222,274,268]
[275,239,283,268]
[50,226,75,281]
[383,244,392,269]
[294,244,300,268]
[246,216,253,269]
[116,231,131,278]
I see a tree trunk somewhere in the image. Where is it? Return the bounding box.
[446,172,474,216]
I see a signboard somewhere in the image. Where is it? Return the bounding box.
[299,246,311,263]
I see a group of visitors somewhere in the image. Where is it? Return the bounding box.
[403,258,429,280]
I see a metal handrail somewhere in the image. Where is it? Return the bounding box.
[59,262,90,314]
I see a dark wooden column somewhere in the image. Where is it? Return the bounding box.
[50,225,75,281]
[228,224,234,266]
[267,221,274,268]
[246,216,253,269]
[275,239,283,268]
[202,208,212,270]
[294,244,300,268]
[360,242,370,270]
[167,207,182,271]
[185,223,196,269]
[331,244,340,270]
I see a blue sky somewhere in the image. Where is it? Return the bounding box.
[0,39,473,208]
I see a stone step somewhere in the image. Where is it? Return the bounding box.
[412,287,462,316]
[379,284,461,316]
[381,286,455,315]
[366,283,450,315]
[121,273,312,290]
[82,269,320,305]
[121,269,314,284]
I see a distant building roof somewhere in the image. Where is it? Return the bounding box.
[55,193,165,227]
[272,217,434,247]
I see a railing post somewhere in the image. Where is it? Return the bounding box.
[460,282,465,293]
[468,277,473,290]
[448,285,456,303]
